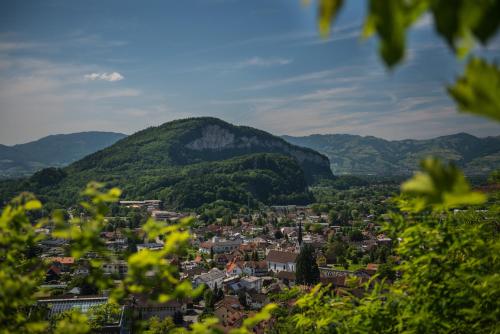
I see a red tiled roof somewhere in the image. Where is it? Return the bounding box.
[265,250,297,263]
[48,257,75,265]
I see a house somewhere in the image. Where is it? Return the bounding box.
[45,265,62,283]
[240,276,262,292]
[226,262,243,276]
[265,250,297,272]
[48,257,75,272]
[193,268,226,290]
[199,237,244,255]
[246,291,268,310]
[277,271,296,286]
[241,261,268,277]
[214,296,245,328]
[366,263,379,275]
[48,257,75,266]
[102,260,128,277]
[137,243,164,252]
[376,234,392,245]
[131,294,185,320]
[316,253,327,267]
[151,210,186,222]
[74,265,90,276]
[214,253,233,266]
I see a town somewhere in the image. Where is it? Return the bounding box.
[34,187,397,333]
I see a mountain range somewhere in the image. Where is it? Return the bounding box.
[0,132,126,178]
[0,118,333,209]
[282,133,500,176]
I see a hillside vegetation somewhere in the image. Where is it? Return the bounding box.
[0,118,332,209]
[0,132,126,178]
[282,133,500,176]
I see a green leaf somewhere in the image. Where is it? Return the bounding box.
[431,0,500,54]
[24,200,42,210]
[364,0,427,67]
[400,157,487,212]
[317,0,344,37]
[448,57,500,122]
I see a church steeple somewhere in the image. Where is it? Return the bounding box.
[298,220,303,246]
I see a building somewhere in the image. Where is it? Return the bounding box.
[214,296,245,328]
[240,276,262,291]
[102,260,128,277]
[37,296,124,333]
[199,237,243,254]
[137,243,164,252]
[151,210,186,222]
[265,250,297,272]
[193,268,226,290]
[119,200,161,211]
[131,294,185,320]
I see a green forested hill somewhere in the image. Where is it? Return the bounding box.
[282,133,500,176]
[0,118,332,209]
[0,132,126,178]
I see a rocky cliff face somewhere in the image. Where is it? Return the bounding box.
[184,123,332,182]
[185,124,330,167]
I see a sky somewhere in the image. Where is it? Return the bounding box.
[1,0,500,145]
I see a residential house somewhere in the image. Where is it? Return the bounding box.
[214,296,245,328]
[199,237,243,255]
[240,276,262,292]
[102,261,128,277]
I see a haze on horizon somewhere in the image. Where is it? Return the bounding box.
[1,0,500,145]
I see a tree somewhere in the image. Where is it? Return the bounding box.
[0,183,277,334]
[68,275,98,295]
[274,229,284,239]
[173,311,183,326]
[295,244,320,285]
[238,290,248,309]
[143,316,175,334]
[275,160,499,333]
[328,209,339,224]
[297,221,303,246]
[377,261,396,282]
[203,288,215,311]
[87,303,121,330]
[349,229,363,242]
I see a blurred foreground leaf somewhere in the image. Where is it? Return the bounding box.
[318,0,344,37]
[448,58,500,122]
[400,158,486,212]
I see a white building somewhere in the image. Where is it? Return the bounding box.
[102,261,128,277]
[265,250,297,273]
[240,276,262,291]
[199,236,243,254]
[193,268,226,290]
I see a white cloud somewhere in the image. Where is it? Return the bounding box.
[185,56,292,73]
[0,41,41,52]
[84,72,124,82]
[236,57,292,67]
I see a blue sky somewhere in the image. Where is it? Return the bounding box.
[1,0,499,145]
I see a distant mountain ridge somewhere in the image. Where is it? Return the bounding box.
[0,118,333,209]
[282,132,500,176]
[0,132,127,178]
